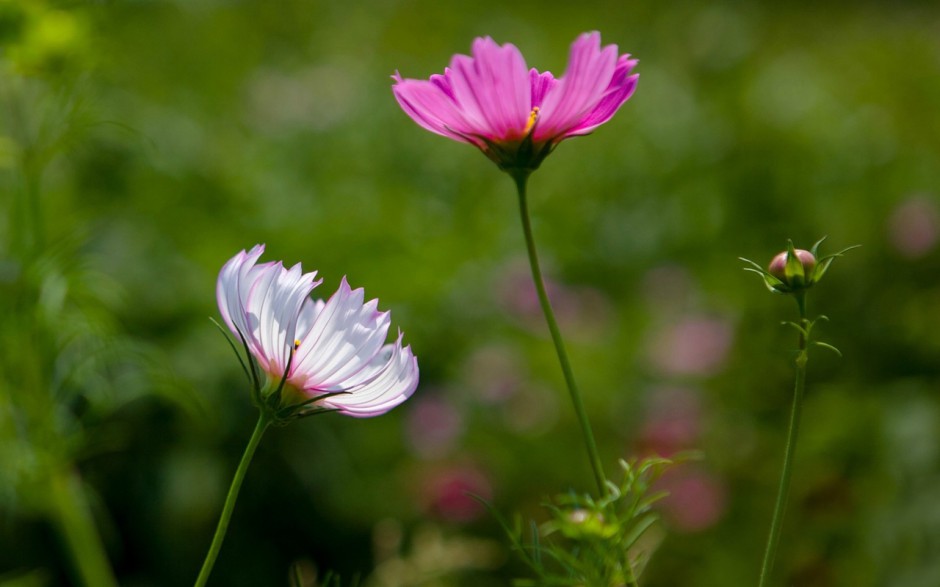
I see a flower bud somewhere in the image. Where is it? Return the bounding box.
[768,249,816,288]
[741,238,857,296]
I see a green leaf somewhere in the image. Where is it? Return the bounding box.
[621,512,659,549]
[782,321,808,337]
[636,490,671,514]
[813,341,843,357]
[813,256,835,282]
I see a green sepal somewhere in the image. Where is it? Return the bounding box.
[476,133,556,174]
[217,322,264,406]
[784,240,808,288]
[741,257,787,293]
[810,235,828,258]
[209,317,253,390]
[812,244,861,283]
[284,407,342,423]
[275,390,351,421]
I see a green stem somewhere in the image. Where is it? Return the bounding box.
[48,466,119,587]
[512,171,606,495]
[195,413,271,587]
[758,294,808,587]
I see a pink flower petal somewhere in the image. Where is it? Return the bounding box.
[567,55,639,136]
[443,37,532,141]
[535,32,619,140]
[392,75,479,144]
[392,32,638,170]
[529,69,557,108]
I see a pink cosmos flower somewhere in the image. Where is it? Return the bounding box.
[393,32,638,172]
[217,245,418,418]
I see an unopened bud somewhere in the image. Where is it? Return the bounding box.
[742,238,857,296]
[768,249,816,288]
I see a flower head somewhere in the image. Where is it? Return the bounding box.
[393,32,638,173]
[217,245,418,419]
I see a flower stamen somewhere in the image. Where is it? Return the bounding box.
[524,107,540,135]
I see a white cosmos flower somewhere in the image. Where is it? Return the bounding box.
[216,244,418,418]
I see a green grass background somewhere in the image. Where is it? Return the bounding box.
[1,1,939,585]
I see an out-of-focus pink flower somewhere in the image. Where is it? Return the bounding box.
[641,264,695,315]
[217,245,418,418]
[405,395,463,459]
[657,467,727,533]
[649,316,733,377]
[462,344,523,404]
[392,32,638,171]
[419,465,492,523]
[637,387,703,456]
[496,260,613,339]
[501,384,559,436]
[888,195,939,258]
[634,388,726,533]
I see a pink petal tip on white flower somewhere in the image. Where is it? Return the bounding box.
[392,31,638,172]
[217,244,418,418]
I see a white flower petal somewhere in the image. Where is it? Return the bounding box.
[322,336,419,418]
[293,277,391,389]
[217,244,266,344]
[217,245,321,376]
[294,298,326,341]
[253,262,319,375]
[216,247,417,418]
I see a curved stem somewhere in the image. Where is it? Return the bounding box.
[758,294,808,587]
[512,171,606,495]
[195,413,270,587]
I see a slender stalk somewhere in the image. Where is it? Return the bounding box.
[195,413,271,587]
[48,466,119,587]
[758,294,808,587]
[511,170,606,495]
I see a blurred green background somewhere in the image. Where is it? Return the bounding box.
[1,0,939,585]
